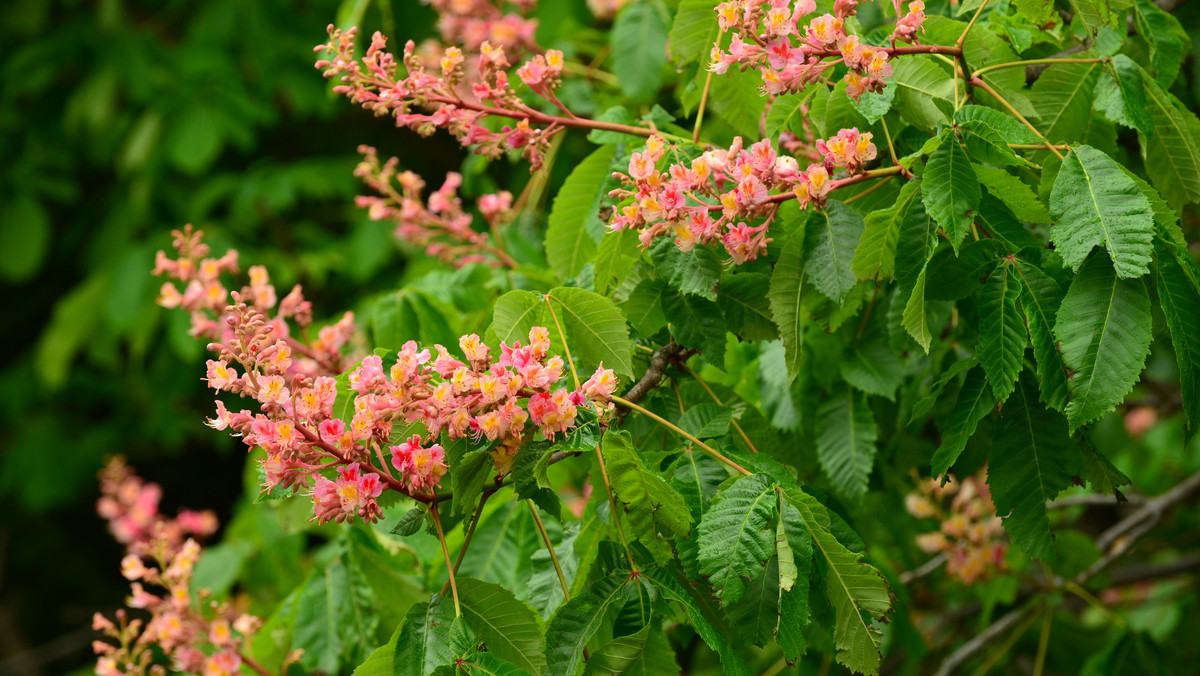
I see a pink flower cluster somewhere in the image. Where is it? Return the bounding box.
[354,145,516,268]
[315,27,568,169]
[607,129,876,262]
[709,0,926,100]
[905,470,1008,584]
[154,225,357,380]
[430,0,539,54]
[93,459,263,676]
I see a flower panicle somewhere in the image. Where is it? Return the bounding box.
[905,468,1008,584]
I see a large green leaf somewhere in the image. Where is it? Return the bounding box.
[891,57,953,132]
[648,237,723,301]
[584,625,678,675]
[547,286,634,381]
[545,146,616,281]
[457,502,538,593]
[978,260,1026,401]
[1054,254,1153,432]
[1049,145,1154,279]
[852,180,920,283]
[953,105,1041,144]
[394,597,459,676]
[697,474,777,605]
[1031,60,1103,145]
[1094,55,1153,135]
[457,578,547,675]
[717,272,777,341]
[620,278,668,336]
[601,431,693,564]
[1139,69,1200,209]
[973,165,1051,224]
[490,290,560,354]
[664,288,727,365]
[545,573,634,676]
[1154,234,1200,437]
[784,489,891,676]
[593,227,640,296]
[815,385,877,502]
[611,2,669,102]
[643,569,753,676]
[840,334,903,401]
[804,200,866,304]
[988,375,1082,561]
[769,230,806,383]
[921,136,980,251]
[294,560,377,674]
[1014,260,1070,411]
[668,0,720,66]
[930,367,995,477]
[776,501,813,660]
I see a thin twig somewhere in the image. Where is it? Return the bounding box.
[527,500,571,600]
[681,364,760,454]
[430,493,461,617]
[594,443,639,570]
[613,395,752,476]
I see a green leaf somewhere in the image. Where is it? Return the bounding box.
[776,501,813,660]
[1031,60,1103,145]
[921,136,980,251]
[621,278,669,335]
[547,286,634,381]
[644,570,753,675]
[391,507,427,536]
[852,180,920,283]
[602,430,693,564]
[594,227,640,296]
[1138,69,1200,209]
[457,578,547,675]
[294,561,376,674]
[1133,0,1185,87]
[457,653,532,676]
[545,573,634,676]
[815,385,878,502]
[1049,145,1154,279]
[458,502,538,593]
[611,2,668,102]
[765,92,812,139]
[954,105,1041,144]
[354,624,401,676]
[663,289,727,365]
[717,272,777,341]
[988,375,1083,561]
[979,260,1027,401]
[0,196,50,282]
[804,200,866,304]
[1094,55,1153,135]
[490,290,559,354]
[1054,254,1153,431]
[668,0,720,66]
[450,449,493,517]
[1154,235,1200,436]
[546,146,616,281]
[584,625,678,675]
[1014,260,1071,411]
[648,237,722,300]
[784,489,891,676]
[698,474,777,605]
[394,597,458,676]
[850,80,895,124]
[973,165,1052,224]
[840,335,904,401]
[958,121,1022,167]
[902,266,932,353]
[678,403,733,439]
[930,368,995,477]
[707,67,769,138]
[894,185,938,292]
[769,231,806,383]
[891,57,954,132]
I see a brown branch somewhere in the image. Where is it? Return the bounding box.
[616,342,684,425]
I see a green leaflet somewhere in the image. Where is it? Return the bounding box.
[973,165,1051,224]
[958,120,1022,167]
[930,367,995,477]
[777,500,814,655]
[601,430,693,564]
[784,489,891,676]
[988,375,1083,561]
[393,596,459,676]
[546,286,635,381]
[765,92,812,139]
[584,624,678,675]
[804,199,866,304]
[902,265,932,353]
[593,227,640,296]
[457,502,538,594]
[768,230,806,382]
[840,333,904,401]
[611,2,668,103]
[668,0,720,66]
[852,179,921,283]
[545,572,634,676]
[643,568,754,676]
[1138,66,1200,209]
[545,146,615,281]
[716,272,777,341]
[978,260,1026,402]
[453,653,531,676]
[663,287,727,366]
[954,105,1041,144]
[1031,60,1103,145]
[1094,55,1153,135]
[677,403,733,439]
[1049,145,1154,279]
[1014,259,1070,411]
[921,135,980,251]
[1054,254,1153,432]
[1153,234,1200,437]
[621,278,669,336]
[648,237,723,301]
[293,559,378,674]
[1133,0,1185,87]
[457,578,547,675]
[697,473,777,605]
[891,56,954,132]
[815,385,878,502]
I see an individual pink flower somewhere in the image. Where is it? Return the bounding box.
[580,364,618,402]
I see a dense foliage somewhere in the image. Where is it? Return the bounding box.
[71,0,1200,675]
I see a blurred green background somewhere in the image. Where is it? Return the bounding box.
[0,1,470,673]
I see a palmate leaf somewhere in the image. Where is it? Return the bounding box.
[921,135,980,251]
[1154,234,1200,437]
[584,624,678,676]
[1013,260,1070,411]
[668,0,720,66]
[852,180,921,283]
[987,374,1083,561]
[769,230,806,382]
[784,489,891,676]
[815,385,878,502]
[1138,67,1200,209]
[1049,145,1154,279]
[393,596,458,676]
[545,573,634,676]
[545,146,614,281]
[1054,254,1153,432]
[611,2,668,103]
[457,578,546,675]
[930,367,995,477]
[804,199,866,304]
[546,286,634,381]
[601,431,693,564]
[697,474,777,605]
[978,260,1026,402]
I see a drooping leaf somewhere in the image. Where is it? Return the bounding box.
[394,596,459,676]
[1154,234,1200,436]
[698,474,777,605]
[545,146,616,281]
[1138,67,1200,209]
[1031,60,1103,145]
[978,260,1026,401]
[601,430,693,564]
[584,624,678,676]
[930,368,995,477]
[1013,260,1070,411]
[840,334,904,401]
[922,136,980,251]
[987,375,1083,561]
[1133,0,1185,87]
[594,227,640,296]
[1094,55,1153,135]
[891,56,954,132]
[815,385,878,502]
[973,165,1052,224]
[611,2,669,103]
[457,578,547,675]
[852,180,921,283]
[1049,145,1154,279]
[717,272,777,341]
[902,265,932,353]
[668,0,720,66]
[643,569,754,676]
[545,573,634,676]
[547,286,634,381]
[804,199,866,304]
[1054,254,1153,432]
[777,501,814,635]
[769,230,806,382]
